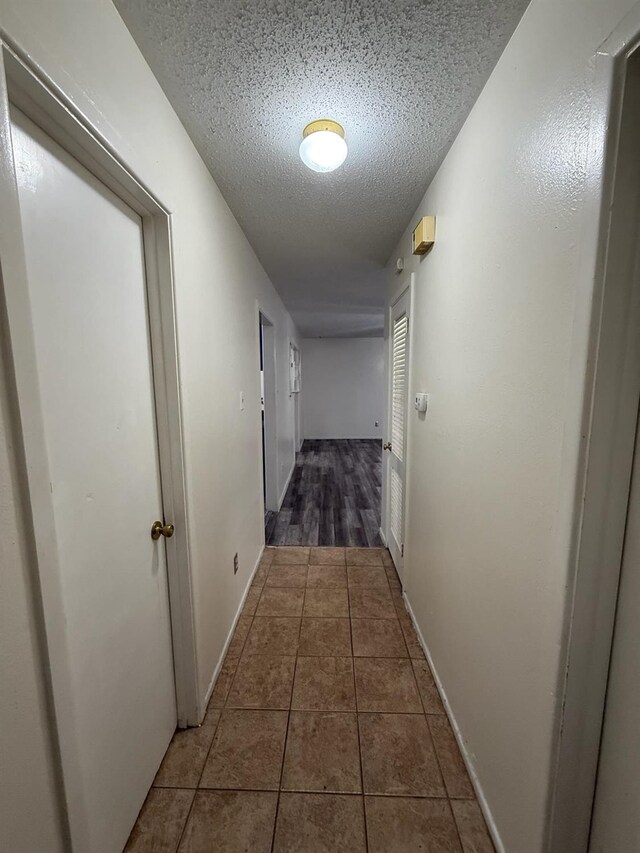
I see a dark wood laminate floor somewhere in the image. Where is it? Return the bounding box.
[265,439,383,547]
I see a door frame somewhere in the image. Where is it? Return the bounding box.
[0,40,199,847]
[383,272,414,579]
[547,7,640,851]
[294,391,302,453]
[290,340,302,452]
[257,305,279,513]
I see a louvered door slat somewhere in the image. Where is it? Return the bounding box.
[391,314,408,462]
[387,287,410,579]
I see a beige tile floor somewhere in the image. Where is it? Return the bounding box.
[125,547,495,853]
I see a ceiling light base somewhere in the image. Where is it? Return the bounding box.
[299,119,348,172]
[303,119,345,139]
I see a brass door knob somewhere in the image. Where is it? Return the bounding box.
[151,521,175,540]
[383,442,392,451]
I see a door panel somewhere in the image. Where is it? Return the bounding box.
[387,289,410,577]
[589,409,640,852]
[11,108,176,853]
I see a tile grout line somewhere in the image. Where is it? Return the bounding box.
[350,565,370,853]
[173,555,268,850]
[158,782,472,800]
[172,787,197,853]
[137,548,405,852]
[383,555,471,846]
[160,706,452,716]
[448,796,469,853]
[183,562,265,844]
[216,579,258,705]
[268,557,306,853]
[172,705,223,852]
[409,621,470,853]
[187,549,450,852]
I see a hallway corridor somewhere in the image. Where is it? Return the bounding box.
[266,440,383,547]
[125,547,493,852]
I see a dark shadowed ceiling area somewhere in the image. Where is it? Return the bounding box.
[115,0,529,336]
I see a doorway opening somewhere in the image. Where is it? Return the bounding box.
[266,336,385,547]
[266,439,383,546]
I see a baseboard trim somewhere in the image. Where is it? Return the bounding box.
[402,594,506,853]
[378,526,387,546]
[304,436,383,441]
[201,544,265,720]
[277,462,295,509]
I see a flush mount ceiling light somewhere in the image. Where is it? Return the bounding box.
[299,119,348,173]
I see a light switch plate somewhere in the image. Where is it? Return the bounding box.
[415,392,428,413]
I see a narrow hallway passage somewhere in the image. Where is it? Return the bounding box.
[266,441,383,547]
[126,547,493,852]
[6,2,640,851]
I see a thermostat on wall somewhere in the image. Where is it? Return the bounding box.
[414,392,428,413]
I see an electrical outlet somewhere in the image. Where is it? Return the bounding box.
[233,552,239,575]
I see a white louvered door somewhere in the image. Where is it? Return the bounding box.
[386,288,410,577]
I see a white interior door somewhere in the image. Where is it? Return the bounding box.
[589,407,640,852]
[386,289,410,578]
[11,108,176,853]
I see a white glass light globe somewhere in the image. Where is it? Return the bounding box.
[299,129,348,173]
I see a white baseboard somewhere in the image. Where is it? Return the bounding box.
[277,462,295,509]
[378,526,387,546]
[402,594,505,853]
[201,544,265,719]
[305,436,382,441]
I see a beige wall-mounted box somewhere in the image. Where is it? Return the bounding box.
[412,216,436,255]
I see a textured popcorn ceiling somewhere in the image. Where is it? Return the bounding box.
[115,0,529,336]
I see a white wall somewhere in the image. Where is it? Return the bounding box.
[301,338,384,440]
[0,0,299,847]
[384,0,639,850]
